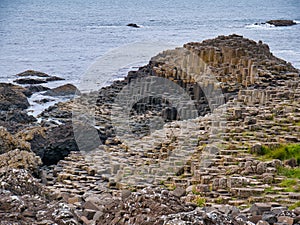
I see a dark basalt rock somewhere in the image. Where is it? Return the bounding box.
[266,20,296,26]
[45,76,65,82]
[0,110,36,124]
[0,83,30,110]
[29,122,104,165]
[14,78,47,85]
[26,85,50,94]
[43,84,80,97]
[33,98,54,104]
[29,123,79,165]
[14,70,65,84]
[16,70,50,77]
[127,23,140,28]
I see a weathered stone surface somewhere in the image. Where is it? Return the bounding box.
[28,123,79,165]
[277,216,294,225]
[262,212,278,224]
[43,84,80,97]
[0,126,30,153]
[0,168,78,224]
[0,149,42,174]
[250,203,272,216]
[0,83,30,110]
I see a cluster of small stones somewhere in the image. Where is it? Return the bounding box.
[29,35,300,224]
[40,153,300,225]
[0,161,78,224]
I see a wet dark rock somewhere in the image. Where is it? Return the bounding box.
[127,23,140,28]
[16,70,50,77]
[0,168,45,196]
[43,84,80,97]
[26,85,50,94]
[45,76,65,82]
[14,77,47,84]
[14,70,65,84]
[0,83,37,132]
[0,111,37,134]
[0,110,37,124]
[266,20,296,26]
[33,98,55,104]
[27,122,104,165]
[29,123,79,165]
[0,83,30,110]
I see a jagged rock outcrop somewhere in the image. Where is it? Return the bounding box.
[0,83,30,110]
[43,83,80,97]
[14,70,65,85]
[20,123,79,165]
[0,149,42,174]
[0,168,78,225]
[0,82,39,133]
[0,126,30,154]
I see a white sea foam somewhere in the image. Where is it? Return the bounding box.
[245,23,275,29]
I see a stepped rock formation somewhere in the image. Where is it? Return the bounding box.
[1,35,300,224]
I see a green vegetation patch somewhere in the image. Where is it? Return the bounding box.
[277,167,300,179]
[193,196,206,207]
[256,143,300,165]
[279,178,300,192]
[288,201,300,210]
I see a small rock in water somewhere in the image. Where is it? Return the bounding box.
[127,23,140,28]
[14,78,47,85]
[266,20,296,26]
[16,70,50,77]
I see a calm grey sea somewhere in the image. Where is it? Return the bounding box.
[0,0,299,84]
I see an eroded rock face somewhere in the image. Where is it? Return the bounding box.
[22,123,79,165]
[0,83,30,110]
[0,149,42,175]
[0,126,30,154]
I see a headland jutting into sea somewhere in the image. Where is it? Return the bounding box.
[0,34,300,224]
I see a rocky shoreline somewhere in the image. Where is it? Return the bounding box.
[0,34,300,224]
